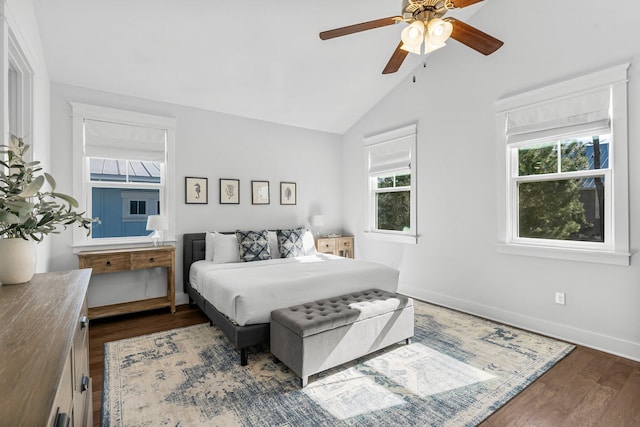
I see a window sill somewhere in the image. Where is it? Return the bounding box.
[72,237,176,254]
[497,243,630,266]
[364,231,418,244]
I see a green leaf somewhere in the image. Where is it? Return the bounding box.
[18,175,44,197]
[51,192,79,208]
[44,173,56,191]
[0,210,21,224]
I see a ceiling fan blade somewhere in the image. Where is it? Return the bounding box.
[450,0,485,8]
[447,18,504,55]
[320,16,401,40]
[382,42,409,74]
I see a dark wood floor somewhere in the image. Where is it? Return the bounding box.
[90,305,640,427]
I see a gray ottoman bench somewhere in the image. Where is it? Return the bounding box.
[270,289,414,387]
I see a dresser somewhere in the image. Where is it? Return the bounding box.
[0,269,92,427]
[316,236,354,258]
[77,246,176,319]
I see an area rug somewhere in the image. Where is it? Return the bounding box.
[102,300,574,426]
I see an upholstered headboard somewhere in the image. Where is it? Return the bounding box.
[183,233,206,292]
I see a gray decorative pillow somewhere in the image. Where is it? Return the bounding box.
[276,227,306,258]
[235,230,271,262]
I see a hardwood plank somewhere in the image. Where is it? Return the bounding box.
[525,348,617,426]
[595,368,640,426]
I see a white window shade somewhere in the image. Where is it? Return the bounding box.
[506,88,611,144]
[84,119,166,162]
[368,136,412,176]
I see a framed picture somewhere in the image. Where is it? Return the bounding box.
[219,178,240,204]
[251,180,270,205]
[185,177,208,204]
[280,182,296,205]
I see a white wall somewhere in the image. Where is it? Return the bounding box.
[48,82,343,307]
[342,0,640,361]
[1,0,50,272]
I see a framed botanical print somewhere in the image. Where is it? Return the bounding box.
[185,177,208,204]
[219,178,240,204]
[251,180,270,205]
[280,182,296,205]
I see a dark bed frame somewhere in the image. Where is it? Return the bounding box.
[182,233,270,366]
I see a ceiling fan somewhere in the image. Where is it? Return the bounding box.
[319,0,503,74]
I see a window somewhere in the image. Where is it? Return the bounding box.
[496,64,629,265]
[364,124,417,244]
[71,103,176,249]
[6,29,33,153]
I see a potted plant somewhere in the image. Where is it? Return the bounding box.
[0,135,93,284]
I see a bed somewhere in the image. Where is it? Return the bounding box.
[183,231,400,365]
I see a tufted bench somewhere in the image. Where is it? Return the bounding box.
[270,289,414,387]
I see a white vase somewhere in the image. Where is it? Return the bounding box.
[0,238,36,285]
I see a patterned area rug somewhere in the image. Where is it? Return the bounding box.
[102,300,574,426]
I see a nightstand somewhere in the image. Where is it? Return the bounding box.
[316,236,354,258]
[77,246,175,319]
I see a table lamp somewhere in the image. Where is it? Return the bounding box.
[146,215,168,247]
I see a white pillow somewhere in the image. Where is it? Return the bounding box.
[302,230,317,256]
[205,232,215,261]
[268,231,281,259]
[213,232,241,264]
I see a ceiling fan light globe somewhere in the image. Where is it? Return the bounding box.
[427,18,453,44]
[400,42,422,55]
[401,21,425,49]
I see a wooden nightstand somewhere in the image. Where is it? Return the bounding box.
[77,246,175,319]
[316,236,354,258]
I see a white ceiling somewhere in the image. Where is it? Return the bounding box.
[33,0,483,134]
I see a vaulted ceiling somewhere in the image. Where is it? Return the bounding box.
[33,0,484,134]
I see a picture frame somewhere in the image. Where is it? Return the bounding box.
[280,182,296,205]
[219,178,240,204]
[251,180,270,205]
[185,177,208,204]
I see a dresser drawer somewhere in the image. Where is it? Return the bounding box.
[337,238,353,250]
[130,251,172,269]
[79,253,130,273]
[316,239,336,254]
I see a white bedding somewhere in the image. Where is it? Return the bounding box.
[189,254,399,326]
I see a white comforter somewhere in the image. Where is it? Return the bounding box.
[189,254,399,326]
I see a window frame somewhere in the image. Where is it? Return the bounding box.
[496,64,630,265]
[509,136,612,250]
[5,27,33,155]
[364,124,418,244]
[71,102,176,251]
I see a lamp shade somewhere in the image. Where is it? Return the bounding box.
[146,215,168,231]
[310,214,325,227]
[401,21,425,52]
[427,18,452,44]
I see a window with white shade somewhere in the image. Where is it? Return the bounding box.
[364,124,417,244]
[71,103,176,249]
[496,64,630,265]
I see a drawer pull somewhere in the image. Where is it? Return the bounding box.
[55,411,70,427]
[81,374,90,392]
[80,315,89,329]
[149,257,155,263]
[105,260,112,266]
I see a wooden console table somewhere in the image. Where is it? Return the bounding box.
[77,246,175,319]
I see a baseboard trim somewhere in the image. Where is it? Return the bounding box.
[400,284,640,363]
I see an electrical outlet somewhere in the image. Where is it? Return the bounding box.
[555,292,566,305]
